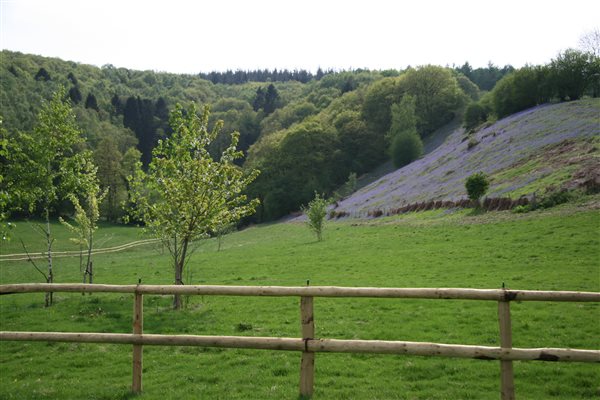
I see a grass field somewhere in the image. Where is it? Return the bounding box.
[1,200,599,399]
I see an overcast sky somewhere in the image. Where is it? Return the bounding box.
[1,0,598,74]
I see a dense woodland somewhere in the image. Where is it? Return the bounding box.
[1,48,598,224]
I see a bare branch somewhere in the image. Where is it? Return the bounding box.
[19,239,48,281]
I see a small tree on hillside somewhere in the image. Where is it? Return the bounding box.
[302,192,328,241]
[129,103,260,309]
[465,172,489,208]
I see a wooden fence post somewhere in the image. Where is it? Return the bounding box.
[299,296,314,398]
[498,299,515,400]
[132,291,143,393]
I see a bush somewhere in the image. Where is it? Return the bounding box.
[467,137,479,150]
[537,190,574,209]
[465,172,489,205]
[390,132,423,168]
[512,205,531,214]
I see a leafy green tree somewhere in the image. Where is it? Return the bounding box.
[94,137,124,222]
[9,88,90,306]
[302,192,328,241]
[362,77,402,134]
[129,103,260,309]
[120,147,143,222]
[388,96,423,168]
[463,100,491,131]
[387,95,418,141]
[549,49,596,101]
[455,73,480,101]
[334,110,385,174]
[491,66,547,118]
[250,119,341,220]
[397,66,467,135]
[390,133,423,168]
[465,172,489,207]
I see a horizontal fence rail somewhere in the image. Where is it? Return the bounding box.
[2,283,599,302]
[1,283,599,400]
[1,331,598,362]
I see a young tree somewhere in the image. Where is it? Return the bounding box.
[59,161,105,285]
[129,103,260,309]
[465,172,489,208]
[10,88,90,306]
[302,192,328,241]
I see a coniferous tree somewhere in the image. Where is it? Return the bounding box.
[253,87,265,111]
[35,67,51,81]
[111,94,123,115]
[154,97,169,121]
[68,86,82,104]
[67,72,78,85]
[263,84,280,115]
[85,93,99,111]
[8,65,18,77]
[123,97,141,131]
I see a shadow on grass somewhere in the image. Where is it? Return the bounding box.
[467,207,487,217]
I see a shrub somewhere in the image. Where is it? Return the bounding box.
[391,132,423,168]
[465,172,489,206]
[512,205,531,214]
[467,137,479,150]
[538,190,574,209]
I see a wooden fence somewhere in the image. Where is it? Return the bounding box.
[1,283,599,399]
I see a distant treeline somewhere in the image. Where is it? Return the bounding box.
[198,68,333,84]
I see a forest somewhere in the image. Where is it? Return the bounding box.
[1,48,598,225]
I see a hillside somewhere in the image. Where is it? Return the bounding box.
[334,99,600,216]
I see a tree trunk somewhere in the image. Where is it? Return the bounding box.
[45,207,53,307]
[172,238,189,310]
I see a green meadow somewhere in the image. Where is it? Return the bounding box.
[1,201,599,399]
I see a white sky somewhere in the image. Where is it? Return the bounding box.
[1,0,598,74]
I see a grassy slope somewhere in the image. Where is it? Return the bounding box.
[1,201,599,399]
[337,99,600,215]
